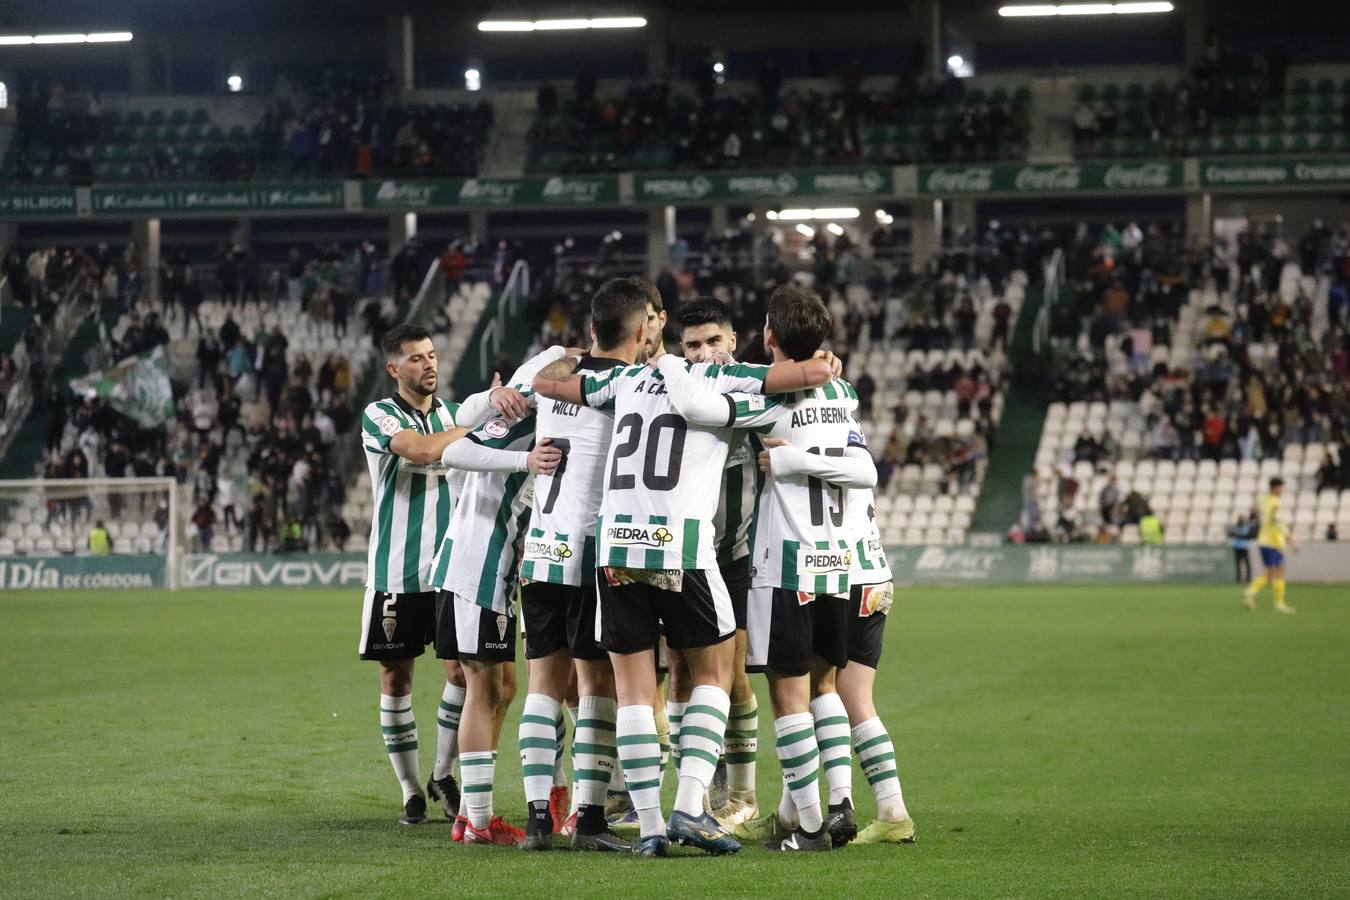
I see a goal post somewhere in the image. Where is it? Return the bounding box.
[0,477,182,591]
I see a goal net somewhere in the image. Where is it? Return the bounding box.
[0,477,182,590]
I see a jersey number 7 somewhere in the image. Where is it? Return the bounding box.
[538,438,571,515]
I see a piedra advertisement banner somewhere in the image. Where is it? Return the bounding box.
[633,167,893,203]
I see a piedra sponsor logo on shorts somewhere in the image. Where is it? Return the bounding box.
[797,546,853,574]
[606,524,674,549]
[524,538,573,563]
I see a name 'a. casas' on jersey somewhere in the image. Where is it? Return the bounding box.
[579,360,773,571]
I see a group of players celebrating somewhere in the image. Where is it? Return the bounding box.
[358,276,914,855]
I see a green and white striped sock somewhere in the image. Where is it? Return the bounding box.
[461,750,496,829]
[573,695,617,808]
[725,697,759,795]
[853,716,909,821]
[519,694,560,806]
[380,693,421,803]
[433,682,465,780]
[553,709,569,789]
[616,704,665,837]
[775,712,823,832]
[674,686,729,817]
[663,699,684,774]
[810,692,854,806]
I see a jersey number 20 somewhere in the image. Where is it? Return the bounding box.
[608,413,686,492]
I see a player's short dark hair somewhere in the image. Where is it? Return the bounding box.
[1269,477,1284,489]
[678,297,732,331]
[380,324,432,359]
[590,278,651,350]
[766,283,832,361]
[627,274,662,312]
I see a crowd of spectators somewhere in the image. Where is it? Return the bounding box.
[528,66,1029,172]
[1070,37,1313,157]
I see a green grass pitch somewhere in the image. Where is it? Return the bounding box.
[3,584,1349,898]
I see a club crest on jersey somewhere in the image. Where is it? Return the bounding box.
[797,546,852,574]
[607,524,674,549]
[381,616,397,641]
[378,415,402,436]
[483,417,510,438]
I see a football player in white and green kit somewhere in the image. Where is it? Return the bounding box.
[834,481,916,844]
[533,314,837,858]
[358,324,530,826]
[515,278,654,852]
[424,346,567,845]
[659,285,878,852]
[668,298,762,828]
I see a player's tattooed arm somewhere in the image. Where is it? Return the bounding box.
[537,355,580,382]
[762,351,839,394]
[389,427,471,466]
[531,371,585,405]
[758,440,877,488]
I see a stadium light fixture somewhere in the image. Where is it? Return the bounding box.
[478,17,647,32]
[999,2,1173,15]
[795,224,816,238]
[772,208,861,221]
[227,75,243,92]
[826,223,845,237]
[0,31,134,45]
[465,68,482,91]
[947,55,964,70]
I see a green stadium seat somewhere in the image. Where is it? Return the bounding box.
[1309,133,1331,151]
[184,125,204,141]
[989,87,1009,104]
[1267,97,1286,115]
[227,126,247,141]
[125,110,145,126]
[1078,84,1097,103]
[1125,83,1145,102]
[169,109,189,124]
[206,126,224,141]
[1290,135,1311,152]
[1316,78,1335,95]
[967,88,985,103]
[1291,78,1311,95]
[1101,84,1121,103]
[191,109,208,124]
[1291,96,1311,115]
[1013,86,1031,104]
[1238,117,1260,135]
[1236,136,1260,154]
[147,109,166,125]
[1293,115,1312,133]
[1218,118,1238,136]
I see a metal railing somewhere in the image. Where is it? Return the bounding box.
[1032,247,1065,356]
[478,259,530,384]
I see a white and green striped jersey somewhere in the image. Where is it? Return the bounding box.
[726,379,862,594]
[520,355,625,587]
[847,486,892,586]
[713,436,759,565]
[581,358,770,571]
[361,394,462,594]
[427,413,538,613]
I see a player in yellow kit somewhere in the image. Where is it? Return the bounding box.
[1243,478,1296,614]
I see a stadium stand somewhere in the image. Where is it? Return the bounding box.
[1071,41,1350,158]
[526,74,1030,172]
[1025,221,1350,545]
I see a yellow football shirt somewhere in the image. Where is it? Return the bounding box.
[1257,493,1285,550]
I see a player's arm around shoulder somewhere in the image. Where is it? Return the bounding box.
[362,401,468,466]
[655,355,736,426]
[533,359,626,407]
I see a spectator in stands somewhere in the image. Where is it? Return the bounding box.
[1229,512,1257,582]
[1099,476,1122,526]
[88,520,112,556]
[1022,470,1041,530]
[854,372,876,421]
[1139,507,1164,545]
[191,499,216,551]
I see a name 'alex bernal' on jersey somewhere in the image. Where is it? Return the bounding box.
[361,393,472,595]
[519,356,626,587]
[579,358,774,571]
[715,436,759,566]
[722,379,864,595]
